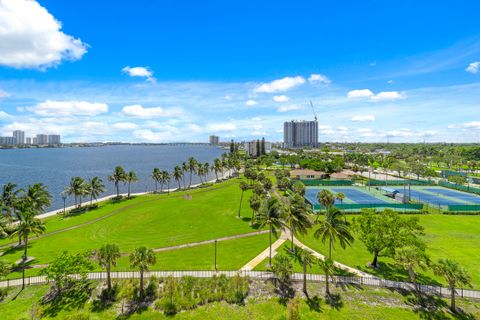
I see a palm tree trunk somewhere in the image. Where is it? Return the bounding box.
[23,235,28,259]
[107,264,111,291]
[269,225,272,266]
[116,182,120,198]
[189,171,193,188]
[291,225,294,251]
[140,270,144,297]
[90,194,93,205]
[128,182,131,197]
[372,251,379,268]
[238,191,243,218]
[167,181,170,195]
[450,286,456,313]
[329,238,332,259]
[250,210,255,226]
[303,261,307,296]
[325,271,330,296]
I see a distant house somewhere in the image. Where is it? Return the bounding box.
[290,169,327,180]
[329,171,352,180]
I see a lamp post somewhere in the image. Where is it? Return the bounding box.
[214,240,218,272]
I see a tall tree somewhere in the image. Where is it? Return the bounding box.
[238,181,248,218]
[87,177,105,205]
[95,244,121,293]
[66,177,88,208]
[108,166,126,198]
[129,246,156,297]
[314,208,354,259]
[317,189,335,213]
[394,246,429,294]
[24,183,51,213]
[249,194,261,225]
[1,183,23,218]
[125,171,139,198]
[152,168,161,193]
[283,194,312,250]
[187,157,198,188]
[335,192,345,205]
[213,158,222,181]
[160,170,170,193]
[254,197,284,265]
[173,165,183,190]
[318,257,335,297]
[289,246,315,296]
[433,259,472,313]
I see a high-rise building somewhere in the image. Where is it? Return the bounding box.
[36,134,49,145]
[32,137,38,144]
[283,120,318,148]
[209,135,219,145]
[26,137,32,144]
[13,130,25,145]
[48,134,61,145]
[244,139,272,157]
[0,136,16,145]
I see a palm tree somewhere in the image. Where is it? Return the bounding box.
[283,194,312,251]
[152,168,161,193]
[187,157,198,188]
[87,177,105,205]
[125,171,138,198]
[96,244,121,292]
[254,197,284,266]
[238,181,248,218]
[317,189,335,214]
[66,177,88,208]
[173,166,183,190]
[249,194,261,225]
[11,207,45,259]
[289,246,315,296]
[335,192,345,205]
[160,171,170,194]
[314,207,354,259]
[24,183,51,213]
[433,259,472,313]
[318,257,335,297]
[292,181,306,196]
[213,158,222,181]
[181,162,188,189]
[394,246,429,294]
[129,246,156,297]
[1,182,22,218]
[108,166,126,198]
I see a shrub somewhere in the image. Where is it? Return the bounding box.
[286,297,301,320]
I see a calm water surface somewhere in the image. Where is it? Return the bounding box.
[0,145,225,211]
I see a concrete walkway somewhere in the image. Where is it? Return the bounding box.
[240,231,288,271]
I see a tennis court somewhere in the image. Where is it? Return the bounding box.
[387,185,480,207]
[305,186,392,206]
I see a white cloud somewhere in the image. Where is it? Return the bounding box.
[245,99,258,106]
[206,123,237,131]
[347,89,374,99]
[273,95,289,102]
[387,80,394,84]
[251,117,262,121]
[318,125,332,130]
[28,100,108,116]
[0,111,11,119]
[133,129,175,142]
[224,95,233,100]
[466,61,480,74]
[186,124,202,133]
[112,122,139,130]
[338,126,348,131]
[347,89,404,102]
[277,104,303,112]
[122,66,155,82]
[0,0,87,69]
[254,76,305,93]
[449,121,480,129]
[308,74,331,84]
[0,90,10,98]
[351,115,376,122]
[120,104,182,118]
[372,91,404,102]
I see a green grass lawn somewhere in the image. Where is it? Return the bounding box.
[1,179,260,269]
[1,282,478,319]
[298,214,480,288]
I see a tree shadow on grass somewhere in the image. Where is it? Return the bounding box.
[306,295,323,312]
[1,244,27,259]
[359,262,442,286]
[325,293,343,310]
[41,282,93,318]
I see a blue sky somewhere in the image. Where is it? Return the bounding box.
[0,0,480,143]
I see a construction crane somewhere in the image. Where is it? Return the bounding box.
[309,100,318,121]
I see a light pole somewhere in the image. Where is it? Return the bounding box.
[214,240,218,272]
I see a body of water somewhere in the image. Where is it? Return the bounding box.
[0,145,225,211]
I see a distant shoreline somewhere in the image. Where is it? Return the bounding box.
[0,142,228,150]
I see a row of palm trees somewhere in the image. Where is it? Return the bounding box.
[63,176,107,209]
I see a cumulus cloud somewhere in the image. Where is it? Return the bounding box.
[112,122,139,130]
[206,123,237,131]
[0,111,11,119]
[273,95,289,102]
[347,89,404,102]
[254,76,305,93]
[277,104,303,112]
[122,66,155,82]
[245,99,258,106]
[308,74,331,84]
[351,115,376,122]
[27,100,108,116]
[466,61,480,74]
[133,129,176,142]
[448,121,480,129]
[0,0,87,69]
[120,105,183,118]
